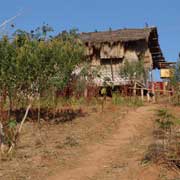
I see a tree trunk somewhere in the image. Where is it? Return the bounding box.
[8,93,13,121]
[38,93,41,125]
[0,122,5,151]
[8,103,32,154]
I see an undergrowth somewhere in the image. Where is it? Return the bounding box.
[143,108,180,169]
[112,93,143,107]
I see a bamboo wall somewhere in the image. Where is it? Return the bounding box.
[85,40,153,68]
[84,40,153,86]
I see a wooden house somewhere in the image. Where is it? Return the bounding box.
[80,27,165,87]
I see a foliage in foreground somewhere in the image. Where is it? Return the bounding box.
[0,28,84,107]
[119,59,148,83]
[143,108,180,168]
[0,27,85,154]
[170,55,180,105]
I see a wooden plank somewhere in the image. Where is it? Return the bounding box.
[151,52,161,55]
[151,38,158,40]
[159,62,176,65]
[153,57,165,60]
[152,55,163,58]
[149,46,161,50]
[128,87,173,93]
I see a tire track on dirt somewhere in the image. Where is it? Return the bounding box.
[48,105,158,180]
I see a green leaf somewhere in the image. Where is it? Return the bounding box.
[8,119,17,129]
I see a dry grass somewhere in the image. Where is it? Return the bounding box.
[143,105,180,172]
[0,100,130,180]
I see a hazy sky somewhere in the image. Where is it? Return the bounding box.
[0,0,180,79]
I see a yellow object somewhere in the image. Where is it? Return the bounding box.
[160,69,173,78]
[101,88,107,95]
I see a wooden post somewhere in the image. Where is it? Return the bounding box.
[147,92,150,102]
[141,88,144,101]
[163,81,166,95]
[133,81,137,96]
[84,87,88,98]
[168,91,171,103]
[151,69,156,103]
[152,82,156,103]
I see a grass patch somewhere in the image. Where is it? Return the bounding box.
[112,93,143,107]
[144,108,180,168]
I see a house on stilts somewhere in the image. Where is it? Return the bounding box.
[79,27,166,94]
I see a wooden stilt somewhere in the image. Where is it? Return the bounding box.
[147,92,150,102]
[141,88,144,101]
[133,81,137,97]
[169,92,171,103]
[152,82,156,103]
[84,87,88,98]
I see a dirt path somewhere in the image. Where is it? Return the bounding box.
[48,105,163,180]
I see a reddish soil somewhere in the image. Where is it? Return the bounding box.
[48,104,178,180]
[0,102,179,180]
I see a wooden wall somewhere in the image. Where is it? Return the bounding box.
[84,40,153,86]
[85,40,153,69]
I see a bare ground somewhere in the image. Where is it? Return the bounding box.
[1,102,179,180]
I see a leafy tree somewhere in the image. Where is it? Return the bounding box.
[120,59,147,81]
[170,55,180,104]
[170,56,180,87]
[72,62,100,97]
[119,59,148,96]
[14,27,84,122]
[0,36,17,120]
[0,27,85,154]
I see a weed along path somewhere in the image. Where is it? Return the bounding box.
[48,104,165,180]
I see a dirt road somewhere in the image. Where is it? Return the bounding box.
[48,105,164,180]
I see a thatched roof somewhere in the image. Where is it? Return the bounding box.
[80,27,165,69]
[80,28,152,43]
